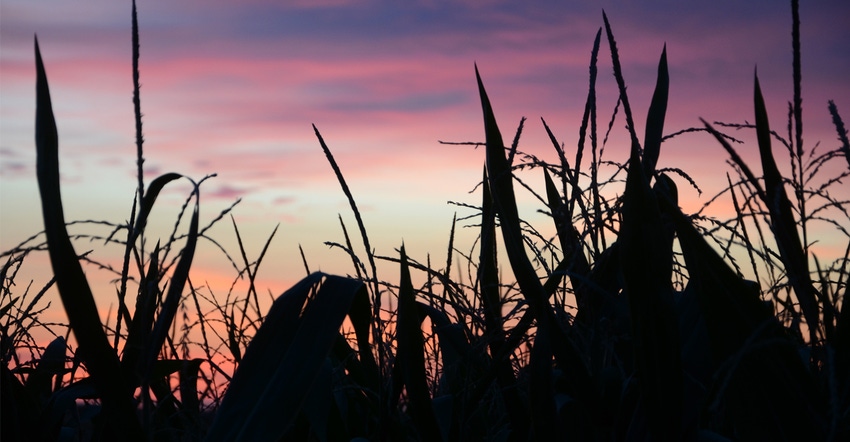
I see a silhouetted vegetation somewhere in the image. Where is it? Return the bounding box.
[2,0,847,440]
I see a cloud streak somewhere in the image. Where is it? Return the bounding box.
[1,0,848,287]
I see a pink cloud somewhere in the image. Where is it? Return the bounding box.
[2,0,848,299]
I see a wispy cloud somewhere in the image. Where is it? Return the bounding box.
[2,0,848,263]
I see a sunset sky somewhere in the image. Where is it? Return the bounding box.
[1,0,849,315]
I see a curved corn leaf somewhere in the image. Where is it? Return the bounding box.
[416,303,477,374]
[301,358,334,441]
[132,172,183,242]
[659,188,826,439]
[206,273,367,441]
[34,37,141,439]
[476,64,592,401]
[476,64,549,326]
[25,336,66,401]
[544,168,591,314]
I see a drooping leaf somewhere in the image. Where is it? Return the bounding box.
[24,336,66,401]
[133,172,183,242]
[206,273,368,442]
[659,190,826,439]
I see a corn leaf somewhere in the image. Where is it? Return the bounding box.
[206,273,367,441]
[544,168,591,314]
[34,37,141,439]
[754,74,820,343]
[642,46,668,178]
[476,64,550,331]
[660,190,825,439]
[132,172,183,241]
[122,240,160,379]
[391,245,441,441]
[477,174,528,436]
[142,204,199,381]
[479,168,502,338]
[24,336,66,400]
[477,64,593,419]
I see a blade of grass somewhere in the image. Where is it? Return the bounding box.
[232,217,279,333]
[479,168,502,342]
[541,118,591,226]
[441,212,457,312]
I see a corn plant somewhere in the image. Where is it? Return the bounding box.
[2,2,274,440]
[2,0,847,441]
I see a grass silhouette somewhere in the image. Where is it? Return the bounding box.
[1,0,847,440]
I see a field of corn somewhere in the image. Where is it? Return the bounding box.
[1,0,848,440]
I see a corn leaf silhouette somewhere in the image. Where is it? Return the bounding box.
[34,37,142,440]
